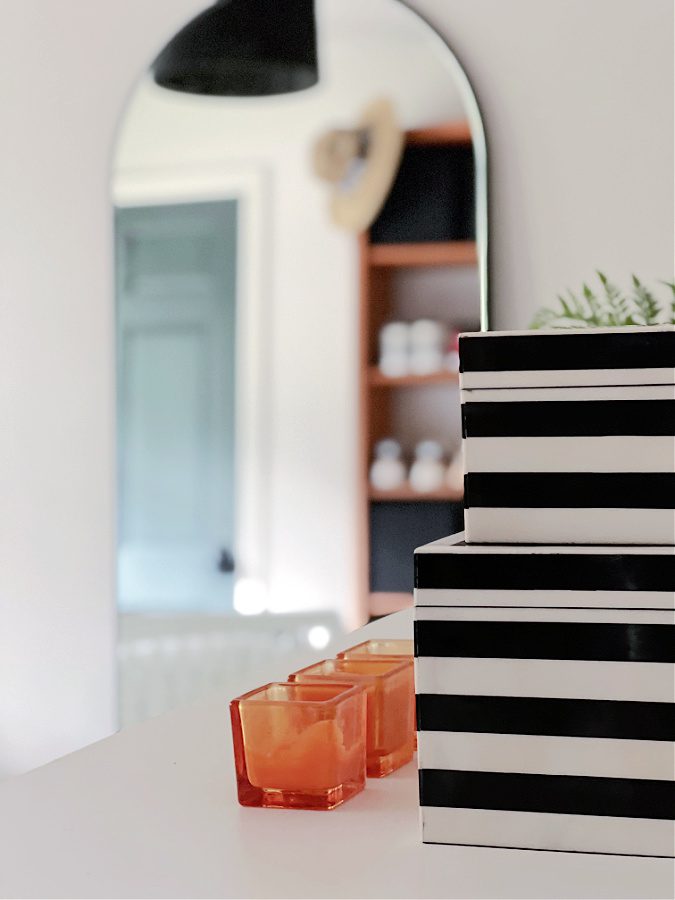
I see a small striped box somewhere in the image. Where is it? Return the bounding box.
[414,533,675,857]
[459,325,675,545]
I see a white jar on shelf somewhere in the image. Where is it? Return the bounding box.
[378,322,410,377]
[409,319,447,375]
[409,440,445,493]
[369,438,406,491]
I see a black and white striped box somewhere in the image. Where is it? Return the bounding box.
[414,533,675,857]
[459,325,675,545]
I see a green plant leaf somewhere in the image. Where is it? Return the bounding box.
[530,307,557,329]
[529,273,674,330]
[659,281,675,324]
[631,274,661,325]
[582,282,603,325]
[597,270,630,326]
[558,294,575,319]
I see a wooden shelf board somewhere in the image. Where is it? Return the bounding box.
[368,241,477,268]
[369,484,463,503]
[369,591,413,617]
[405,121,472,146]
[368,368,459,388]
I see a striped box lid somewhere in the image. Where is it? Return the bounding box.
[414,532,675,609]
[459,324,675,389]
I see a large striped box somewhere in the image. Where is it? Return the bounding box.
[459,325,675,545]
[414,533,675,857]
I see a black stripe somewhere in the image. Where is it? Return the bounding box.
[414,550,675,591]
[464,472,675,509]
[416,694,675,741]
[419,769,675,820]
[421,842,674,859]
[414,620,675,662]
[462,400,675,437]
[459,331,675,373]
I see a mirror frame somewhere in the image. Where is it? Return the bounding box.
[397,0,489,330]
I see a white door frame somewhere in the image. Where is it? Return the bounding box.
[113,163,271,607]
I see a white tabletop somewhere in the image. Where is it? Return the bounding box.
[0,610,672,900]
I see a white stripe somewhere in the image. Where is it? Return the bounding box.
[463,435,675,473]
[415,607,675,624]
[461,324,673,338]
[460,366,675,390]
[464,507,675,546]
[421,806,675,856]
[415,533,674,554]
[418,732,675,781]
[415,588,675,610]
[414,657,675,703]
[461,384,675,402]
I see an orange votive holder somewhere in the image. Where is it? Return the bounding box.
[288,657,414,778]
[338,639,414,658]
[338,639,417,750]
[230,681,367,810]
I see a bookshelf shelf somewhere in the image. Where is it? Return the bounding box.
[357,120,477,621]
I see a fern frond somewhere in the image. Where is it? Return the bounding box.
[582,283,603,325]
[558,293,576,320]
[597,271,630,326]
[530,307,558,329]
[659,280,675,324]
[631,274,661,325]
[530,274,674,330]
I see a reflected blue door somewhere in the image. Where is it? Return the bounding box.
[115,201,237,612]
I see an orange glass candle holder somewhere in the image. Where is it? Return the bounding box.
[338,639,417,750]
[288,658,414,777]
[338,639,414,659]
[230,681,366,810]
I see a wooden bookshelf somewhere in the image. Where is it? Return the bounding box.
[367,368,459,388]
[369,484,463,502]
[357,120,477,623]
[368,240,477,268]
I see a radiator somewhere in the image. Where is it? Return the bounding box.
[117,612,343,727]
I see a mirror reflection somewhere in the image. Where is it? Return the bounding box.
[112,0,487,725]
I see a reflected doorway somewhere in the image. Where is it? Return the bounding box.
[115,200,238,613]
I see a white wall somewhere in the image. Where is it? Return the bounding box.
[414,0,674,328]
[0,0,210,780]
[0,0,672,778]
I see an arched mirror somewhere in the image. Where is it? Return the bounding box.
[112,0,488,724]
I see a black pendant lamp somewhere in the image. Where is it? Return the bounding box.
[152,0,318,97]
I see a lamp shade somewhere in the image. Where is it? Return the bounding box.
[152,0,318,96]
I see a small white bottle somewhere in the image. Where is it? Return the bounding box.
[369,438,406,491]
[378,322,410,378]
[409,319,446,375]
[409,440,445,493]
